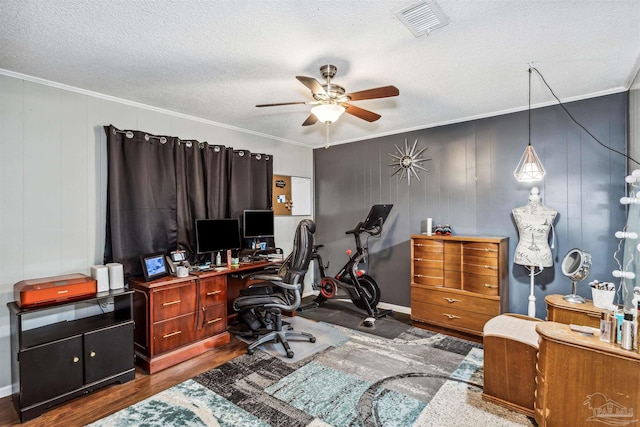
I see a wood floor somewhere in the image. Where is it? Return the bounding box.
[0,338,247,427]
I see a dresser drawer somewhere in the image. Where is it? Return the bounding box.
[463,242,499,258]
[199,304,227,338]
[413,257,444,270]
[411,300,495,335]
[152,282,197,321]
[200,276,226,307]
[413,240,443,254]
[153,313,197,355]
[412,267,443,286]
[462,272,499,296]
[411,286,500,317]
[463,261,499,277]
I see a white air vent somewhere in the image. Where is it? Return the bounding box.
[394,0,449,37]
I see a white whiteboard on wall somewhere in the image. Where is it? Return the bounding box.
[291,176,311,216]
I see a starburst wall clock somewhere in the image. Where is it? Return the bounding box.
[388,139,430,185]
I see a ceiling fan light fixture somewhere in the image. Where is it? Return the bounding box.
[311,104,346,124]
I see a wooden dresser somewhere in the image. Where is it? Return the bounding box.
[534,322,640,427]
[129,273,230,373]
[410,235,509,338]
[545,294,601,328]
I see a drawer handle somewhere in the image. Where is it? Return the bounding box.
[57,289,69,294]
[162,299,181,306]
[484,265,498,270]
[206,290,222,296]
[73,356,80,363]
[442,297,460,303]
[414,274,425,278]
[163,330,182,338]
[484,284,498,289]
[206,317,223,324]
[442,313,461,320]
[90,351,96,358]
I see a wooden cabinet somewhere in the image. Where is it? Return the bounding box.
[8,290,134,422]
[410,235,508,338]
[545,294,601,328]
[534,322,640,427]
[129,274,230,374]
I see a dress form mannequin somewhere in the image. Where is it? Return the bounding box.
[512,187,557,317]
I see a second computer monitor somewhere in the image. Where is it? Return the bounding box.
[243,210,275,239]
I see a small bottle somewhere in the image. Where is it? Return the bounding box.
[600,311,612,343]
[215,251,221,266]
[621,312,635,351]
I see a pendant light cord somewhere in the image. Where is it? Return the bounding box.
[530,66,638,166]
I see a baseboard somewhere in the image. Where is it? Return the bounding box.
[0,384,12,398]
[377,302,411,315]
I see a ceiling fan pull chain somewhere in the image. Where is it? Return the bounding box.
[325,124,330,148]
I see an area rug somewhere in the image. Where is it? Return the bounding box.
[88,324,535,427]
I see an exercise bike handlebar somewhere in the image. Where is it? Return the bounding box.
[345,217,384,237]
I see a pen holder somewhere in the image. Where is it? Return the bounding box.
[591,288,615,309]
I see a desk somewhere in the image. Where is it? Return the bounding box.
[534,322,640,427]
[129,261,274,373]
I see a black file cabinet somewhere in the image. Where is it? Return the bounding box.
[8,291,135,422]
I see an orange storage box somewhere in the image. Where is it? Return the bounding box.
[14,273,97,308]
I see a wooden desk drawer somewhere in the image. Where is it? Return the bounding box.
[200,304,226,337]
[411,286,499,317]
[200,276,226,307]
[152,282,197,321]
[411,300,494,335]
[413,257,444,270]
[153,313,197,355]
[462,272,499,296]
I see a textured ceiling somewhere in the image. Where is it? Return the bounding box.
[1,0,639,148]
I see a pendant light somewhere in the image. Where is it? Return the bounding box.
[514,68,546,182]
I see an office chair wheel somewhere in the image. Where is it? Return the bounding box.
[310,337,316,343]
[286,350,294,358]
[247,348,255,355]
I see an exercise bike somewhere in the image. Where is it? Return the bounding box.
[302,204,393,327]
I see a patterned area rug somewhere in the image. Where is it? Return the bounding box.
[88,324,535,427]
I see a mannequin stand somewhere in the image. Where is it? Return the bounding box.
[528,266,537,317]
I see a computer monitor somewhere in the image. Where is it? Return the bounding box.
[195,218,241,255]
[243,210,275,239]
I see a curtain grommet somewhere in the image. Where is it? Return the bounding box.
[160,137,167,144]
[144,134,150,141]
[255,154,262,160]
[238,151,245,157]
[125,131,134,139]
[186,141,193,148]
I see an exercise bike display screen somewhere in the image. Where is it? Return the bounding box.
[362,204,393,230]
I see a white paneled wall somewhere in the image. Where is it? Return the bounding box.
[0,73,313,395]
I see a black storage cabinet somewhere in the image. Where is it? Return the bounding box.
[8,290,135,422]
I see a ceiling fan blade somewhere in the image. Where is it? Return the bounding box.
[346,85,399,101]
[302,114,318,126]
[296,76,327,96]
[256,101,308,107]
[344,103,381,122]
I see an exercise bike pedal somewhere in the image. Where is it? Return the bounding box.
[363,317,376,327]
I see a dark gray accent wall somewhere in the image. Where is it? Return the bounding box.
[313,93,627,317]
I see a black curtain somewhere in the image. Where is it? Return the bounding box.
[104,125,273,278]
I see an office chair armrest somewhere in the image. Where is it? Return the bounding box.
[250,274,284,282]
[271,280,301,291]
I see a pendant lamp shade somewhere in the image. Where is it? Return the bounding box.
[515,67,545,182]
[311,104,345,124]
[514,144,546,182]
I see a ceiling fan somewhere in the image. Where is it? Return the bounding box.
[256,64,399,126]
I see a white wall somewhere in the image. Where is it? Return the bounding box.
[0,73,313,395]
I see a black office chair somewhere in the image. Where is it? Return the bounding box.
[232,219,317,358]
